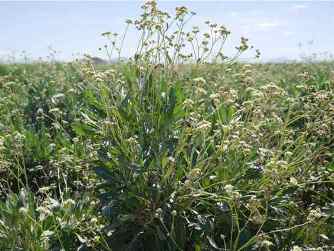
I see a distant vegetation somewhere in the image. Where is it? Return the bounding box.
[0,1,333,250]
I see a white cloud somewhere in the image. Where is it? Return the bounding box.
[257,21,281,28]
[291,4,309,9]
[283,31,295,37]
[254,20,286,32]
[238,19,286,35]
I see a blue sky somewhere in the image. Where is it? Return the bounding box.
[1,1,334,62]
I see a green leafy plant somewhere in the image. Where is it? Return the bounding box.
[0,1,333,250]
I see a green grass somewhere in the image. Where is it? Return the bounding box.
[0,61,333,250]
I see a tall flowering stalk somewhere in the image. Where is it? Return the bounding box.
[101,0,257,69]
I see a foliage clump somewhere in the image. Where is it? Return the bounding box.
[0,1,333,250]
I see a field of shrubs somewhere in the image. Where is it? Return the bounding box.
[0,2,334,250]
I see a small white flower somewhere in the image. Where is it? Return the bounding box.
[41,230,54,240]
[209,93,220,100]
[37,108,44,115]
[62,199,76,208]
[188,168,201,179]
[196,120,211,130]
[224,184,234,194]
[19,207,29,215]
[193,77,206,85]
[183,99,194,108]
[307,208,324,221]
[290,177,298,186]
[291,246,303,251]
